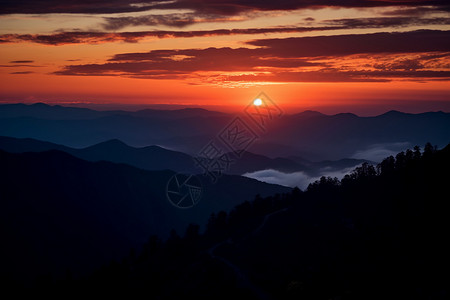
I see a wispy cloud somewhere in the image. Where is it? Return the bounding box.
[243,165,359,189]
[0,26,336,45]
[351,142,411,162]
[1,17,449,45]
[9,60,34,63]
[1,0,448,15]
[101,13,246,30]
[9,71,34,74]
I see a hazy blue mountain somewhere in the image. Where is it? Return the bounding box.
[0,136,371,177]
[0,149,290,281]
[0,103,227,120]
[1,103,449,161]
[0,102,113,120]
[0,114,230,148]
[259,110,450,160]
[0,136,196,173]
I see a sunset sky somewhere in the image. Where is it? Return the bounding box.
[1,0,449,114]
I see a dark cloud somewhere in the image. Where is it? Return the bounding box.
[0,26,341,45]
[2,16,449,45]
[0,63,39,67]
[102,13,221,30]
[0,0,170,14]
[53,30,450,83]
[223,70,450,83]
[9,60,34,63]
[102,12,450,30]
[9,71,34,74]
[1,0,448,15]
[246,30,450,57]
[144,1,450,16]
[322,17,450,29]
[382,5,450,16]
[373,58,425,71]
[0,32,117,45]
[55,47,320,76]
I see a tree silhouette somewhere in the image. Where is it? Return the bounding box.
[377,155,395,175]
[7,142,450,299]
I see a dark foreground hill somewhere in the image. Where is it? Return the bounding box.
[17,143,448,299]
[0,150,289,284]
[0,136,196,173]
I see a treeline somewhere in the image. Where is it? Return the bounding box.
[308,142,438,191]
[10,142,450,299]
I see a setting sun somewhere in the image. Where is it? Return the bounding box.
[253,98,263,106]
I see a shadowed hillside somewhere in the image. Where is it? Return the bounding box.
[11,143,447,299]
[0,149,290,283]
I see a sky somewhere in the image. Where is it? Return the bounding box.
[1,0,450,114]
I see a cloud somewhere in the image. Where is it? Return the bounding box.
[102,13,229,30]
[54,47,321,76]
[322,17,450,29]
[382,5,450,16]
[2,17,449,46]
[1,0,448,15]
[0,0,172,14]
[51,30,450,83]
[351,142,411,162]
[9,60,34,63]
[0,26,340,45]
[224,70,450,83]
[99,8,450,30]
[246,30,450,57]
[243,169,313,189]
[9,71,34,74]
[0,63,40,68]
[243,165,359,189]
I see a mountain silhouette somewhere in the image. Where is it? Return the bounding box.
[0,136,196,173]
[0,136,371,177]
[260,109,450,159]
[0,103,226,120]
[0,149,290,282]
[1,103,449,160]
[9,143,447,299]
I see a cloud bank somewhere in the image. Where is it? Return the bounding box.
[2,17,449,45]
[243,165,359,189]
[351,142,411,162]
[1,0,448,15]
[49,30,450,84]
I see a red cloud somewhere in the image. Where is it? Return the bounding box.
[53,30,450,84]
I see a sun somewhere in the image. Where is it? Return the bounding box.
[253,98,263,106]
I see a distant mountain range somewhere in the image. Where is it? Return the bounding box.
[0,102,227,120]
[261,109,450,160]
[0,103,231,151]
[0,149,290,281]
[2,102,448,294]
[0,136,196,173]
[1,103,449,161]
[0,136,372,177]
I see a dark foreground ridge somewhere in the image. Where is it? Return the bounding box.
[0,149,289,288]
[2,142,449,299]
